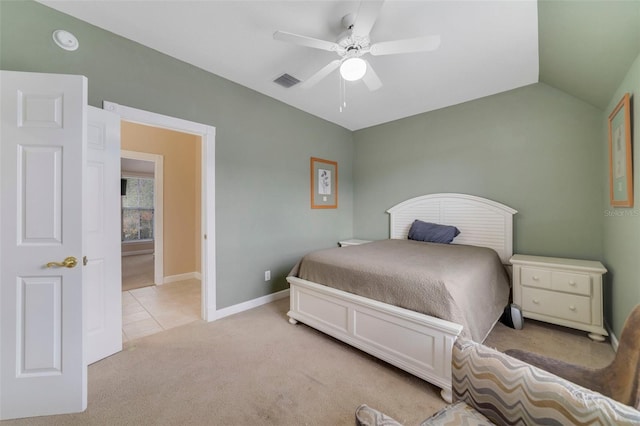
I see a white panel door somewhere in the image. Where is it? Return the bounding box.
[85,107,122,365]
[0,70,87,420]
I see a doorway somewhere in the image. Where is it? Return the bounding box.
[120,124,202,342]
[104,101,217,325]
[121,158,156,292]
[120,152,163,287]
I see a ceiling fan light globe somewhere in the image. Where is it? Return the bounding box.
[340,57,367,81]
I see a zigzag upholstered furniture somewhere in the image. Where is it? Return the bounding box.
[355,338,640,425]
[287,194,516,402]
[506,303,640,409]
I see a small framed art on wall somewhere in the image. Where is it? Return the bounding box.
[310,157,338,209]
[608,93,633,207]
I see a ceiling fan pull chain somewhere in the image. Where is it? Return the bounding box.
[339,76,342,112]
[338,76,347,112]
[343,77,347,110]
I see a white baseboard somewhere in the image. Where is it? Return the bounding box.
[122,249,154,257]
[162,272,200,284]
[213,289,290,320]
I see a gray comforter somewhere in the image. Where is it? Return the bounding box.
[290,239,510,342]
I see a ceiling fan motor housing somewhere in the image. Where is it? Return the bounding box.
[338,34,370,58]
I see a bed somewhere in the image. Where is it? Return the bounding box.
[286,193,517,402]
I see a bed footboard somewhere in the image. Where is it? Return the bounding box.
[286,276,463,402]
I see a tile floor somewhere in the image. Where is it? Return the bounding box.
[122,278,201,343]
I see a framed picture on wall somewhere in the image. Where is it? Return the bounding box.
[608,93,633,207]
[310,157,338,209]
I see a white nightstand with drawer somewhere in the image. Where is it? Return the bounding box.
[510,254,608,341]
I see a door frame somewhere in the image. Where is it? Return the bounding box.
[120,151,164,286]
[104,101,216,321]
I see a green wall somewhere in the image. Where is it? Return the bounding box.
[353,83,603,260]
[602,52,640,338]
[3,0,639,339]
[0,1,354,309]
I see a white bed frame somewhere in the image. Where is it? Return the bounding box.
[287,193,517,402]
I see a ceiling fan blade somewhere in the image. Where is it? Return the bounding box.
[362,61,382,91]
[370,35,441,56]
[273,30,338,52]
[300,59,342,89]
[352,0,385,38]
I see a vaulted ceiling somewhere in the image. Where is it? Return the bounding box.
[538,1,640,110]
[38,1,640,130]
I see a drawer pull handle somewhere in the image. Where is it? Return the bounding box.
[533,299,540,304]
[569,281,577,286]
[532,276,540,281]
[569,305,576,311]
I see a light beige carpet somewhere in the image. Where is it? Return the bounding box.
[122,254,155,292]
[5,298,614,426]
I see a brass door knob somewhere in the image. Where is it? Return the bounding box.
[46,256,78,268]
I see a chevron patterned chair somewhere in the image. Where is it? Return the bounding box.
[504,304,640,410]
[356,338,640,426]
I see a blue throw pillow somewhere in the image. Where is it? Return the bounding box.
[408,220,460,244]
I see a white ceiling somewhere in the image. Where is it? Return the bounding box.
[39,0,539,131]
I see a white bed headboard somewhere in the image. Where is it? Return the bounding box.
[386,193,517,264]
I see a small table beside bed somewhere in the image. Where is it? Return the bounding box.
[286,193,517,402]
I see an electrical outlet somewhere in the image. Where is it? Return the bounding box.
[264,270,271,281]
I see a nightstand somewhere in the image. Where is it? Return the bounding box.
[338,239,372,247]
[510,254,608,341]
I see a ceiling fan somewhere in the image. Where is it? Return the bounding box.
[273,0,440,91]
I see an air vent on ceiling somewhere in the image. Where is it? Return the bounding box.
[273,73,300,88]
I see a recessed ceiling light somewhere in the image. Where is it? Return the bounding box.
[52,30,79,51]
